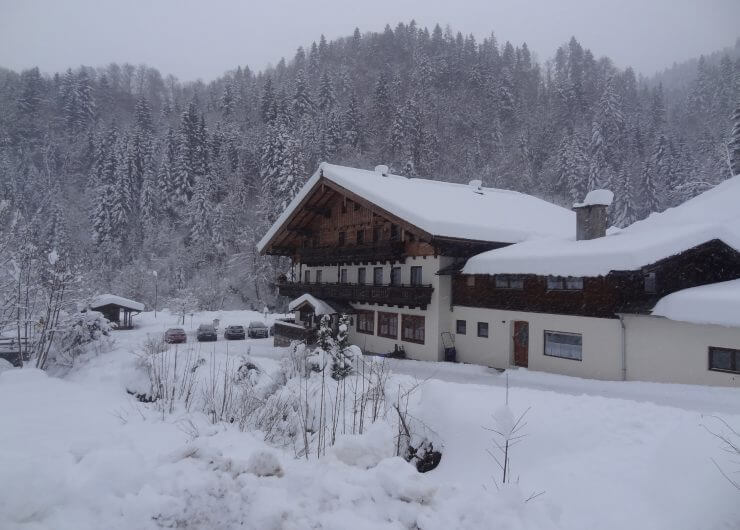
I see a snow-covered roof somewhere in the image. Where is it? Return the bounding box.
[574,189,614,208]
[288,294,338,316]
[651,279,740,327]
[463,174,740,277]
[258,162,575,252]
[89,294,145,312]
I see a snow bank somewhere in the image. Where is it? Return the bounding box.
[258,162,575,251]
[3,309,740,529]
[464,174,740,276]
[651,278,740,327]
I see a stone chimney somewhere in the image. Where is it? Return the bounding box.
[573,189,614,240]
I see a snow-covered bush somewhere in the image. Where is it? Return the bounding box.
[47,310,112,368]
[331,313,355,380]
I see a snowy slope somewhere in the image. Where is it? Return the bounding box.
[258,162,575,251]
[464,174,740,276]
[2,309,740,529]
[651,278,740,327]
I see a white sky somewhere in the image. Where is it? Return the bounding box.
[1,0,738,81]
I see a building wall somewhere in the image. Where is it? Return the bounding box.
[623,315,740,387]
[450,306,623,380]
[337,255,452,362]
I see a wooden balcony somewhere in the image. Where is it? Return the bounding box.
[277,281,434,309]
[297,241,406,266]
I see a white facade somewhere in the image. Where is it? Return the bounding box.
[623,315,740,387]
[450,306,624,380]
[297,255,452,362]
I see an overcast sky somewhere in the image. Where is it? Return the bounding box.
[1,0,738,81]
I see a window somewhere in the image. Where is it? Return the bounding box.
[356,229,365,245]
[477,322,489,338]
[356,310,374,335]
[709,347,740,374]
[401,315,425,344]
[357,267,366,285]
[373,267,383,285]
[378,312,398,339]
[315,270,322,283]
[303,270,310,283]
[340,269,348,284]
[644,271,656,293]
[354,201,360,211]
[338,232,346,246]
[547,276,583,290]
[390,224,400,241]
[373,227,381,243]
[495,275,524,289]
[391,267,401,286]
[544,331,582,361]
[466,275,475,287]
[456,320,466,335]
[341,201,348,214]
[410,266,423,286]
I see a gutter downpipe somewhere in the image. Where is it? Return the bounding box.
[617,313,627,381]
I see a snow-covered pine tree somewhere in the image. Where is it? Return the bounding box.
[555,130,589,202]
[292,69,314,119]
[260,77,276,124]
[730,104,740,176]
[331,313,353,380]
[317,71,336,114]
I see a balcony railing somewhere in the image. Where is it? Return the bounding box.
[277,281,434,309]
[297,241,406,266]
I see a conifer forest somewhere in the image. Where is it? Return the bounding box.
[1,23,738,311]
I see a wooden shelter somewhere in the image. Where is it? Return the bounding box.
[89,294,145,330]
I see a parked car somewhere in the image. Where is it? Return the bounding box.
[224,325,246,340]
[196,324,218,342]
[164,328,187,344]
[247,321,269,339]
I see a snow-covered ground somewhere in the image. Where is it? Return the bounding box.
[1,309,739,530]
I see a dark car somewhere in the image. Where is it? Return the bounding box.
[247,321,269,339]
[196,324,218,342]
[224,325,245,340]
[164,328,187,344]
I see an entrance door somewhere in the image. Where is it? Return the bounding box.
[513,321,529,367]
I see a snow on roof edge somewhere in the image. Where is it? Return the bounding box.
[574,189,614,208]
[90,294,145,312]
[650,279,740,328]
[288,293,336,316]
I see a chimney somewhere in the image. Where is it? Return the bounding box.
[374,164,389,176]
[573,189,613,240]
[468,179,484,194]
